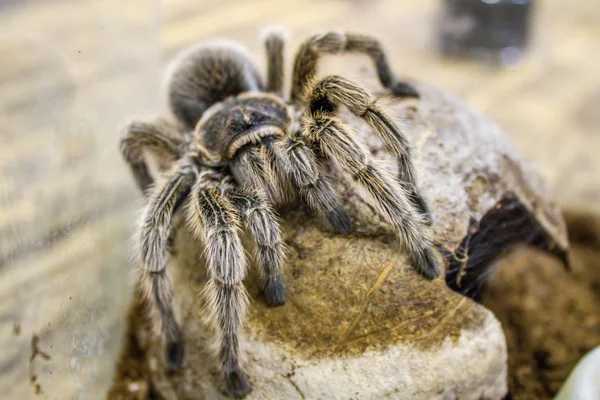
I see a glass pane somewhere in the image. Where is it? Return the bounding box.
[0,0,159,398]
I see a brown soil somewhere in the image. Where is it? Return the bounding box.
[481,210,600,399]
[106,296,154,400]
[108,210,600,399]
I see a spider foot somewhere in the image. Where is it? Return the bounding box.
[166,339,185,372]
[263,275,286,307]
[414,246,442,280]
[326,205,352,235]
[391,81,420,99]
[225,366,252,399]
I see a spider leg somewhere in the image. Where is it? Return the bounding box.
[138,162,196,371]
[301,112,440,279]
[230,145,284,203]
[263,26,286,96]
[272,132,352,234]
[120,119,184,194]
[308,75,431,221]
[224,180,287,306]
[187,173,251,398]
[291,31,419,102]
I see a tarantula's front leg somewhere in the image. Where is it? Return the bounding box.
[307,75,431,220]
[121,119,185,194]
[224,181,287,306]
[301,114,440,279]
[225,109,350,234]
[291,31,419,102]
[272,133,352,234]
[139,162,196,371]
[187,174,251,398]
[231,145,289,204]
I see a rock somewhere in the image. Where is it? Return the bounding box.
[139,215,507,399]
[124,82,575,399]
[382,83,568,298]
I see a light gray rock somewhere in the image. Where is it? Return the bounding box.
[131,83,568,399]
[139,215,508,400]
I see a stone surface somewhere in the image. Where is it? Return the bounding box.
[341,81,568,297]
[140,216,507,400]
[125,82,576,399]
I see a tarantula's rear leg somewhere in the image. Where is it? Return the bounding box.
[308,75,431,221]
[301,113,440,279]
[263,26,286,96]
[225,182,286,306]
[291,31,419,102]
[272,132,352,234]
[120,119,184,194]
[187,175,251,398]
[139,162,196,371]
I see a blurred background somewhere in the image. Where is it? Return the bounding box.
[0,0,598,399]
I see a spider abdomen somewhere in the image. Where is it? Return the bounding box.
[166,41,264,130]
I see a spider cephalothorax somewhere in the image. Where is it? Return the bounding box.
[121,27,441,398]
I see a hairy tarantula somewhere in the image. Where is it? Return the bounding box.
[121,27,441,398]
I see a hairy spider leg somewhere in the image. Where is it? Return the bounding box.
[121,120,185,194]
[290,31,419,102]
[300,96,440,279]
[308,75,431,221]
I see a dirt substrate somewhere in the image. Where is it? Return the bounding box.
[108,210,600,399]
[106,295,153,400]
[480,210,600,399]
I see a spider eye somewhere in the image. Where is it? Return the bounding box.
[227,109,250,130]
[228,119,250,134]
[228,107,272,133]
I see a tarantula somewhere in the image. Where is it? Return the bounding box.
[121,27,441,398]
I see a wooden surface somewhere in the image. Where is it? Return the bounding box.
[0,0,599,399]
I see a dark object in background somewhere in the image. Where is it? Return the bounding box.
[439,0,534,66]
